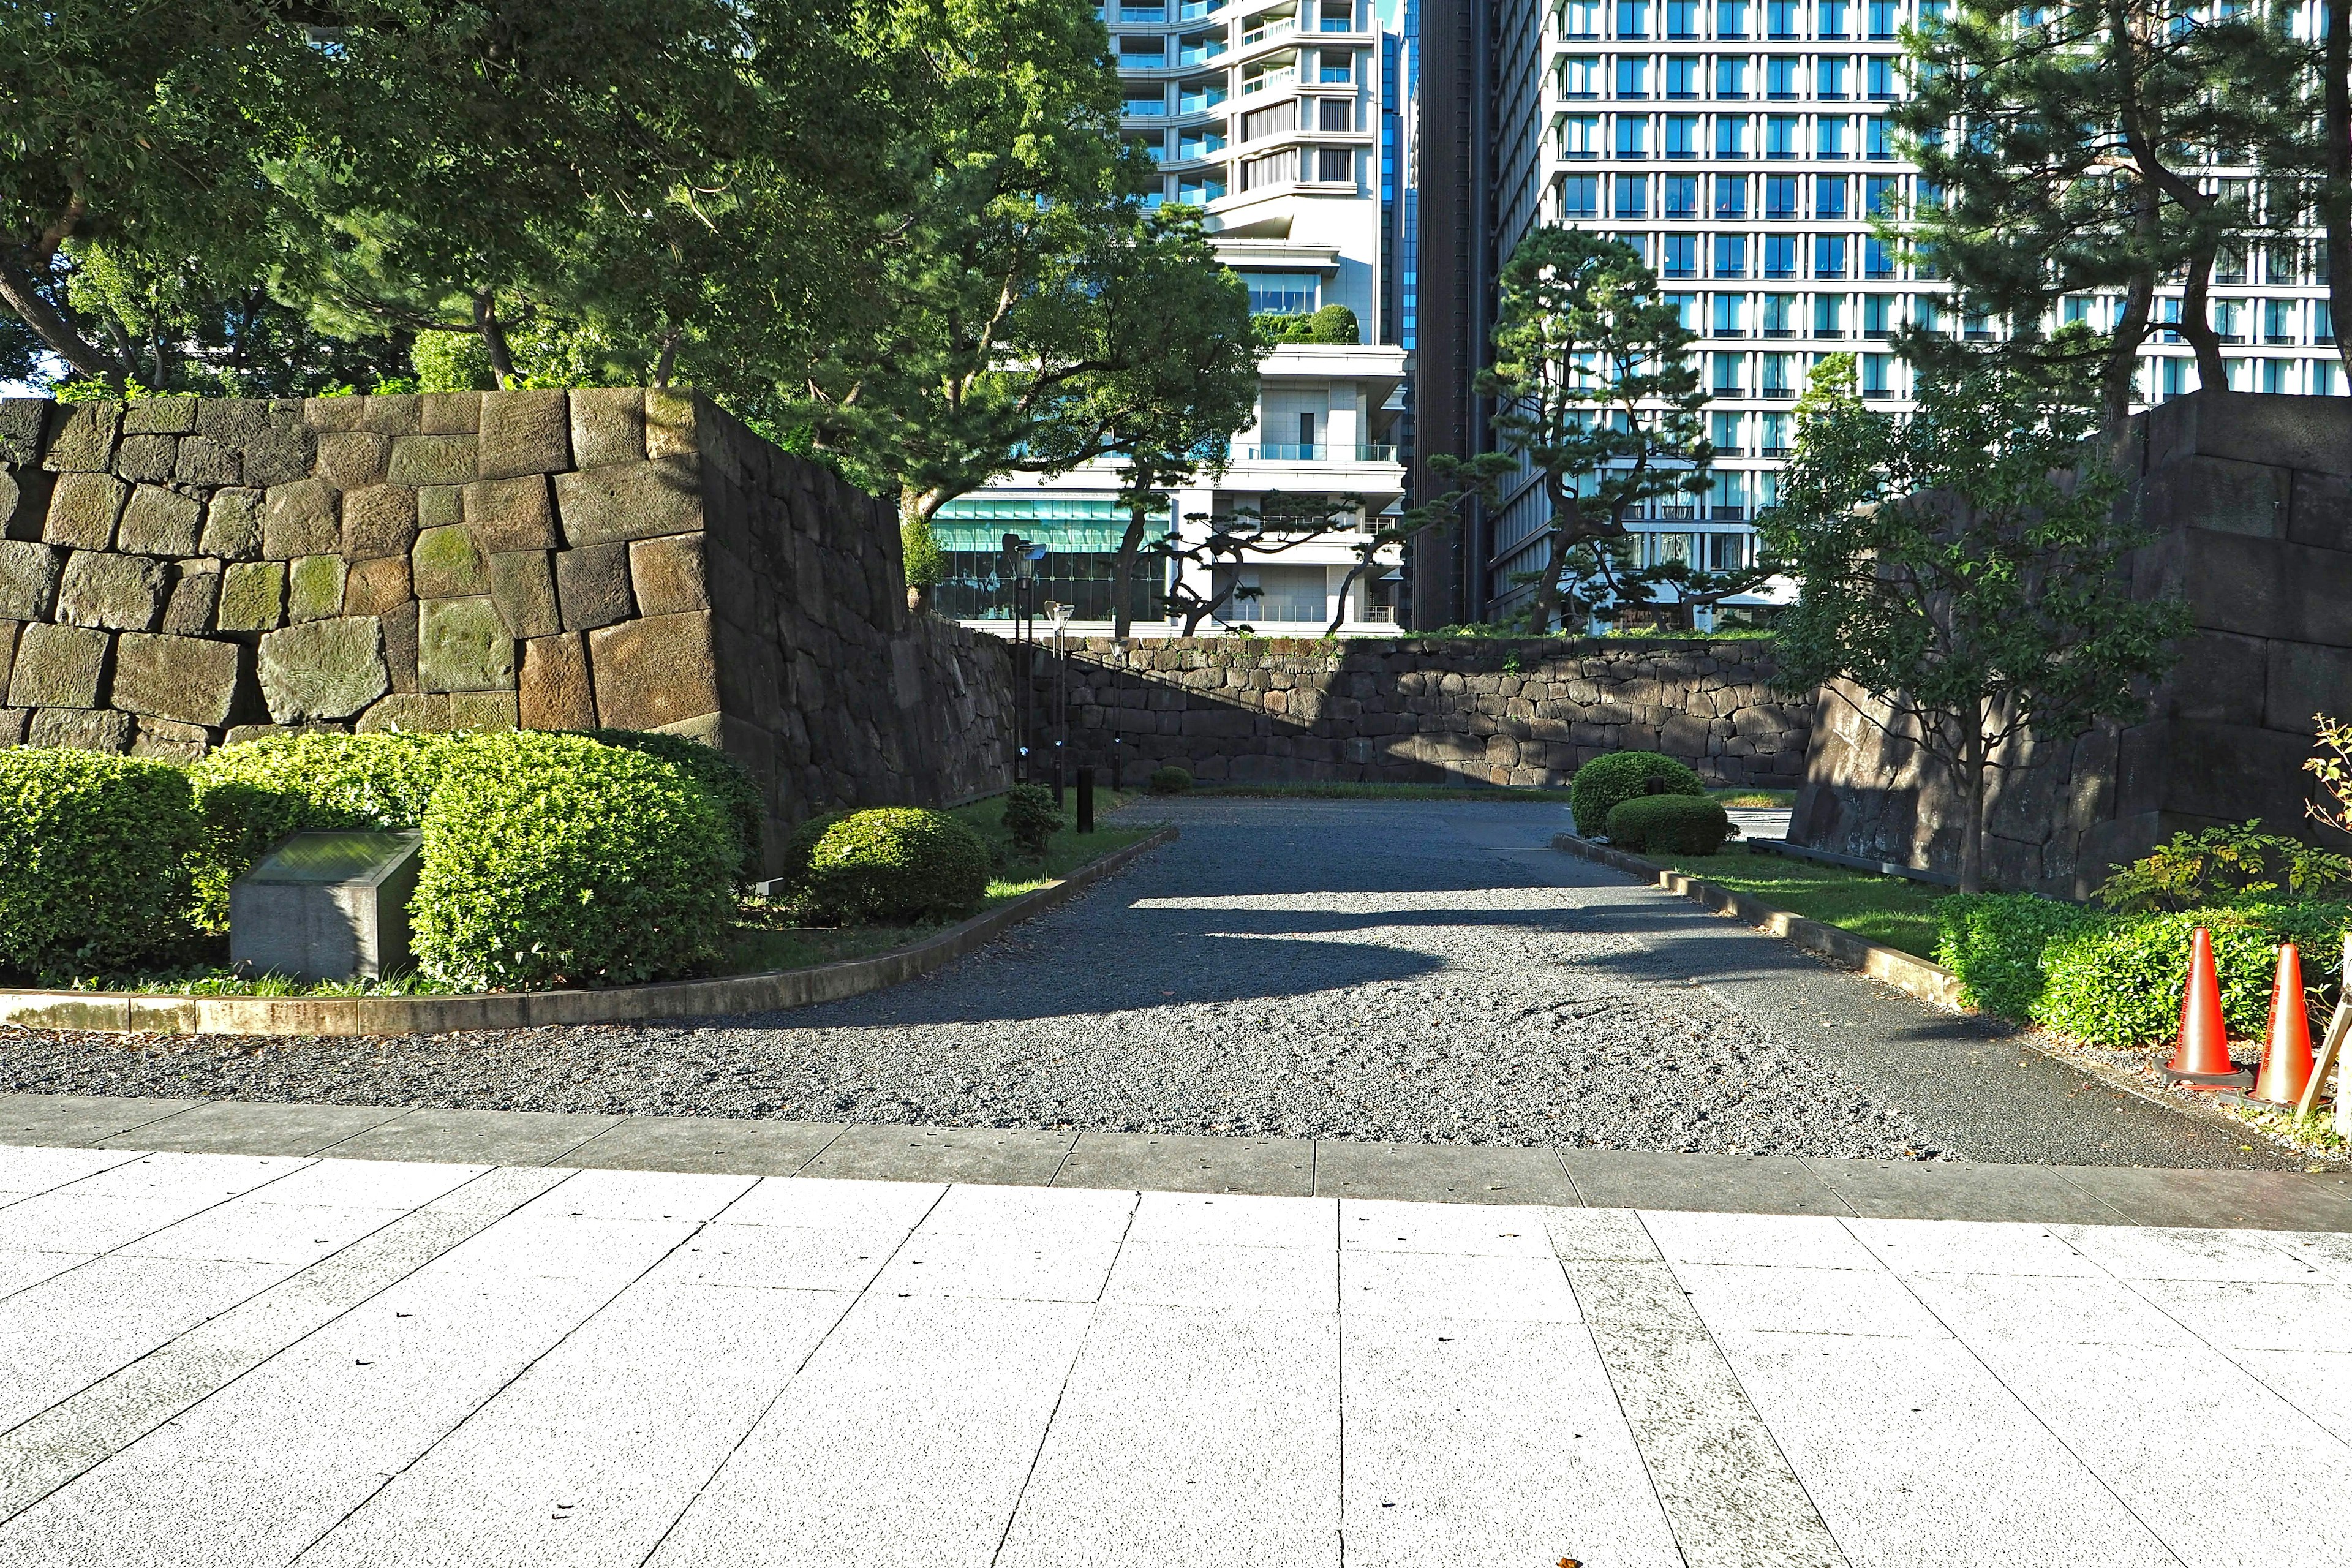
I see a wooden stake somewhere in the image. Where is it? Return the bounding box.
[2294,932,2352,1121]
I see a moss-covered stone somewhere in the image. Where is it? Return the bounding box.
[412,525,487,598]
[55,551,167,631]
[288,554,347,622]
[418,596,516,692]
[6,622,109,709]
[42,472,127,549]
[257,616,388,722]
[116,485,203,556]
[216,560,287,632]
[110,632,241,727]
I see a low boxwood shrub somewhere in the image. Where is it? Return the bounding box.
[1149,766,1193,795]
[1933,892,2098,1021]
[1603,793,1733,856]
[0,750,201,976]
[186,731,458,930]
[409,732,735,990]
[1001,785,1062,855]
[799,807,990,924]
[578,728,764,884]
[778,810,848,889]
[2032,902,2351,1049]
[1570,751,1706,837]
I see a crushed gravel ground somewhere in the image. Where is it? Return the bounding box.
[0,799,1948,1156]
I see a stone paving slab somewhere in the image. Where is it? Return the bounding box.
[3,1143,2348,1566]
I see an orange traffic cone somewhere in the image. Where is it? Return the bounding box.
[2162,927,2251,1088]
[2254,944,2316,1106]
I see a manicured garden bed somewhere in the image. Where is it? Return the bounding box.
[1645,846,1950,959]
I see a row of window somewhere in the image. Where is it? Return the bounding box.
[1148,145,1356,202]
[1555,53,1907,99]
[1554,110,1901,159]
[1551,215,1902,279]
[1551,0,1932,43]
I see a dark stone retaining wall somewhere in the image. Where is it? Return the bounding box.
[0,391,1011,873]
[1012,637,1809,788]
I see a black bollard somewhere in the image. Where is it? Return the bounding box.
[1077,766,1096,835]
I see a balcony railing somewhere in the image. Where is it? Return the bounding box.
[1241,66,1296,93]
[1235,443,1400,462]
[1242,17,1298,43]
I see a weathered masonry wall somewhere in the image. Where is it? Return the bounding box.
[1792,390,2352,899]
[1015,638,1807,789]
[0,391,1011,870]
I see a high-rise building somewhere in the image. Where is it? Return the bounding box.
[940,0,1415,637]
[1415,0,2343,629]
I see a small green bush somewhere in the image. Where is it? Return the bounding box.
[1933,892,2097,1020]
[1570,751,1706,837]
[1603,793,1733,855]
[2033,902,2351,1048]
[2092,820,2352,913]
[779,810,848,888]
[410,732,735,990]
[1257,304,1360,345]
[578,729,765,884]
[186,731,458,930]
[800,808,990,924]
[1001,785,1062,855]
[1149,766,1193,795]
[0,750,201,976]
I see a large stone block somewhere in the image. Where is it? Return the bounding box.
[450,690,519,731]
[116,485,203,556]
[299,395,365,433]
[173,435,239,484]
[0,467,43,540]
[418,597,516,692]
[0,540,62,619]
[462,474,558,551]
[569,388,644,468]
[420,391,481,435]
[314,430,390,489]
[122,396,199,435]
[646,390,696,459]
[360,394,422,436]
[628,533,708,616]
[7,622,108,708]
[478,390,570,479]
[55,551,166,631]
[263,478,340,559]
[161,560,221,635]
[382,601,420,694]
[556,542,635,630]
[0,619,15,692]
[388,434,478,486]
[0,399,43,466]
[412,524,488,598]
[519,631,595,730]
[113,434,179,483]
[200,399,313,486]
[356,693,454,733]
[258,617,389,722]
[553,460,699,546]
[111,632,241,726]
[216,561,287,632]
[588,611,717,730]
[418,484,462,530]
[0,706,22,747]
[288,554,347,622]
[200,488,264,559]
[341,485,418,559]
[129,717,210,762]
[43,472,126,549]
[345,554,413,618]
[487,550,560,638]
[29,707,132,753]
[41,401,118,472]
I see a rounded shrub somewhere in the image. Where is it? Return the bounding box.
[2032,902,2351,1049]
[1570,751,1707,837]
[578,729,764,884]
[778,810,849,889]
[0,750,200,976]
[410,732,735,990]
[1001,785,1062,856]
[1603,793,1733,856]
[186,731,459,930]
[1149,765,1193,795]
[800,808,990,924]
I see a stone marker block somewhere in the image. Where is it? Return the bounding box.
[553,460,700,546]
[412,525,487,598]
[314,431,390,489]
[387,434,477,486]
[0,399,43,466]
[382,601,420,694]
[130,716,211,761]
[299,396,366,434]
[160,561,222,635]
[478,389,570,480]
[360,394,421,436]
[462,474,558,551]
[55,551,166,631]
[519,632,595,731]
[419,597,516,692]
[450,690,519,731]
[357,693,453,733]
[173,435,240,485]
[200,488,265,559]
[258,617,388,722]
[8,623,110,709]
[110,632,241,727]
[217,560,287,632]
[0,540,63,619]
[42,402,119,472]
[231,829,421,982]
[116,485,203,556]
[288,554,347,622]
[341,485,418,558]
[262,478,340,559]
[420,391,481,435]
[123,396,200,435]
[628,533,709,616]
[569,388,644,468]
[589,611,717,730]
[487,550,560,639]
[114,434,179,483]
[29,707,132,753]
[556,541,635,631]
[345,554,413,619]
[43,472,127,549]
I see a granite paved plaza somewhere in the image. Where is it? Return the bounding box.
[0,1139,2349,1567]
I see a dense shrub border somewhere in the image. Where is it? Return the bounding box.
[0,752,200,975]
[1569,752,1706,837]
[1604,793,1733,855]
[797,807,991,924]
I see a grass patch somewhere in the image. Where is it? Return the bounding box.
[1638,843,1953,959]
[1709,787,1795,810]
[1189,781,1577,804]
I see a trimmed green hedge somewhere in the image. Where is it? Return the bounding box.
[800,807,990,924]
[410,732,736,989]
[1932,892,2098,1020]
[1149,766,1193,794]
[578,728,764,884]
[1002,785,1062,855]
[0,751,200,975]
[1570,751,1706,837]
[1604,793,1732,855]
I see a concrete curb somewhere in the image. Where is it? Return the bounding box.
[1551,831,1969,1012]
[0,826,1179,1039]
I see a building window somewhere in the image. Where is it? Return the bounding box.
[1714,351,1746,390]
[1762,292,1794,334]
[1244,271,1319,313]
[1560,175,1601,216]
[1764,234,1797,277]
[1864,236,1895,277]
[1815,234,1849,276]
[1716,173,1749,216]
[1314,146,1354,182]
[2321,361,2341,396]
[1820,0,1849,37]
[1816,174,1847,218]
[1715,233,1749,275]
[1318,96,1354,130]
[1125,88,1168,116]
[1615,172,1651,217]
[1665,292,1700,330]
[1668,0,1702,34]
[1561,115,1602,157]
[1664,234,1698,275]
[1864,173,1901,215]
[1759,410,1791,453]
[1815,293,1844,336]
[1562,0,1604,35]
[1867,55,1899,98]
[1766,173,1798,217]
[1866,116,1893,158]
[1716,57,1747,97]
[1716,115,1749,157]
[1619,0,1651,35]
[1242,153,1290,190]
[1319,50,1354,81]
[1242,102,1294,140]
[1175,174,1226,204]
[2320,301,2337,344]
[1818,57,1847,97]
[1767,56,1801,98]
[1616,115,1649,155]
[1713,294,1746,334]
[1664,175,1700,216]
[1761,352,1794,394]
[1667,56,1701,97]
[1665,115,1702,156]
[1766,115,1800,157]
[1869,0,1898,35]
[1618,56,1651,96]
[1719,0,1750,37]
[1768,0,1800,36]
[1561,55,1602,96]
[1863,293,1895,337]
[1818,116,1848,157]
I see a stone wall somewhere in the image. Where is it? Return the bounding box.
[1790,390,2352,899]
[0,390,1012,872]
[1012,637,1807,790]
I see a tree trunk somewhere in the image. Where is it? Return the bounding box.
[1328,556,1374,636]
[2328,0,2352,380]
[2102,185,2160,451]
[1112,501,1149,639]
[474,290,518,388]
[1525,527,1564,635]
[2176,245,2227,394]
[0,254,120,385]
[1958,714,1988,896]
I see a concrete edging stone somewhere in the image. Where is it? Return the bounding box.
[0,826,1179,1038]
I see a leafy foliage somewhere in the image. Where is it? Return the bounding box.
[1155,492,1370,636]
[1569,751,1706,838]
[1257,305,1359,345]
[1932,892,2098,1019]
[2035,904,2350,1049]
[1148,765,1193,795]
[1001,785,1063,856]
[1604,794,1733,856]
[2093,823,2352,914]
[797,807,990,924]
[0,751,200,977]
[576,728,766,886]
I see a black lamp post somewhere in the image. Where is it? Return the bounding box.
[1048,601,1071,805]
[1003,533,1044,784]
